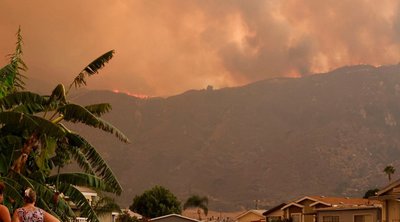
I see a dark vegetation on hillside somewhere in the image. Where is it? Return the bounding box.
[66,64,400,211]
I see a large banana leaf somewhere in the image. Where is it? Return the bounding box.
[64,145,95,175]
[58,183,100,222]
[0,111,65,138]
[47,84,67,106]
[0,176,24,208]
[0,136,21,175]
[66,133,122,195]
[58,103,129,143]
[47,173,113,193]
[85,103,112,117]
[0,91,47,113]
[68,50,114,92]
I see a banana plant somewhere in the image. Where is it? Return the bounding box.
[0,28,129,222]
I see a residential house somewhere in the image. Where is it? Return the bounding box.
[263,203,286,222]
[371,178,400,222]
[236,210,266,222]
[274,196,380,222]
[150,214,201,222]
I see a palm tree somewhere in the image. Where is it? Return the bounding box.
[384,165,395,182]
[183,195,208,220]
[0,28,129,222]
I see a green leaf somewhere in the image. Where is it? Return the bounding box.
[68,50,114,92]
[35,136,57,172]
[48,84,67,105]
[58,184,100,222]
[66,133,122,195]
[0,136,22,174]
[0,111,65,138]
[47,173,113,192]
[0,91,46,113]
[66,145,95,175]
[58,104,129,143]
[85,103,112,117]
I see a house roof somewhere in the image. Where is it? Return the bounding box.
[281,202,304,210]
[150,214,200,222]
[263,203,286,216]
[295,196,321,204]
[281,196,380,210]
[120,209,143,219]
[236,210,266,219]
[315,205,381,212]
[307,196,380,206]
[376,178,400,196]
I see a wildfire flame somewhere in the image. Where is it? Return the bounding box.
[112,89,150,99]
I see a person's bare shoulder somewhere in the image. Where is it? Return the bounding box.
[43,211,60,222]
[0,205,11,222]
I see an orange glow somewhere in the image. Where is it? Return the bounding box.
[1,1,399,96]
[112,90,150,99]
[285,69,302,78]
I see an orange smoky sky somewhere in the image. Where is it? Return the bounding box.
[1,0,400,96]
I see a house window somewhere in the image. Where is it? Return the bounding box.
[322,216,339,222]
[354,215,372,222]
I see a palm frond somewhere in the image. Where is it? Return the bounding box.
[85,103,112,117]
[58,103,129,143]
[183,195,209,215]
[66,133,122,195]
[68,50,114,92]
[0,111,65,138]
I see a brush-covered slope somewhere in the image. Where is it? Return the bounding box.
[71,64,400,210]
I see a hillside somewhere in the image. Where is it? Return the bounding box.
[68,64,400,211]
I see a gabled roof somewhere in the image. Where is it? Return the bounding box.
[236,210,266,219]
[376,178,400,196]
[295,196,320,204]
[150,214,200,222]
[315,205,381,212]
[263,203,286,216]
[308,196,379,206]
[281,196,380,211]
[281,202,304,210]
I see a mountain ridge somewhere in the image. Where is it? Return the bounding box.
[65,64,400,210]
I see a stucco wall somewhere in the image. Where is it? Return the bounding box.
[317,208,380,222]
